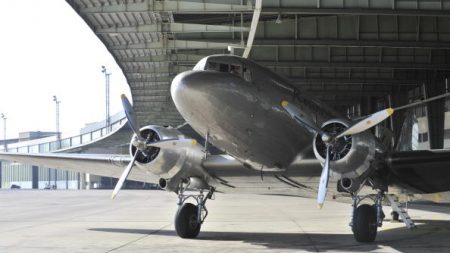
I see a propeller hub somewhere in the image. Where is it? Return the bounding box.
[321,134,331,143]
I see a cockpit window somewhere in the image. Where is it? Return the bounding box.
[219,63,229,72]
[204,59,252,83]
[230,65,241,75]
[193,57,208,70]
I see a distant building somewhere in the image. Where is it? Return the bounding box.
[0,111,152,190]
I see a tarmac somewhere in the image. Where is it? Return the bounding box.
[1,190,450,253]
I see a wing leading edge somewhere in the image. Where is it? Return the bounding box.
[0,152,158,184]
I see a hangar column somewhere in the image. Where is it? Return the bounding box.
[389,89,410,146]
[32,165,38,189]
[426,79,446,149]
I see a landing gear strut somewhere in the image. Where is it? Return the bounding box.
[350,191,385,242]
[174,182,215,238]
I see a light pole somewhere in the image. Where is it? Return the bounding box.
[1,113,6,152]
[53,96,61,142]
[101,66,111,133]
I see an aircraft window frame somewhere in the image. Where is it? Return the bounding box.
[242,67,252,82]
[230,64,242,76]
[219,64,230,72]
[204,59,252,83]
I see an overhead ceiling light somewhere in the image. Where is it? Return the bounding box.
[275,14,282,24]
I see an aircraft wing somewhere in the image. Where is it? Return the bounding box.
[0,152,159,183]
[0,149,323,196]
[387,149,450,193]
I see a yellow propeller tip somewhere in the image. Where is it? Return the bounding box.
[191,139,197,145]
[387,108,394,116]
[317,204,323,209]
[121,94,127,99]
[281,101,289,107]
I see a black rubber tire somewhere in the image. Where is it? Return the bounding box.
[175,203,201,238]
[391,211,400,221]
[352,204,378,242]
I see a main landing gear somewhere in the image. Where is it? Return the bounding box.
[350,191,385,242]
[174,183,215,238]
[350,190,416,242]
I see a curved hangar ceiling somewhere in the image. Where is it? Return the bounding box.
[67,0,450,126]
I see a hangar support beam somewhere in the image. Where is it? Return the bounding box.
[262,8,450,17]
[263,62,450,71]
[95,23,249,34]
[110,40,237,50]
[426,79,446,149]
[247,40,450,50]
[76,0,252,14]
[291,78,420,86]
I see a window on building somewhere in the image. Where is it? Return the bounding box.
[444,129,450,139]
[418,133,428,143]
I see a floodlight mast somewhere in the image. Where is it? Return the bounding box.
[1,113,6,151]
[53,96,61,145]
[102,66,111,133]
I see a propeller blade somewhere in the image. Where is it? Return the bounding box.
[111,151,139,199]
[121,94,144,141]
[148,138,198,150]
[335,108,394,139]
[317,145,331,209]
[281,101,326,136]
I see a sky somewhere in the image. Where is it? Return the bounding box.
[0,0,131,139]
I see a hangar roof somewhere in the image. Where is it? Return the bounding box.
[66,0,450,126]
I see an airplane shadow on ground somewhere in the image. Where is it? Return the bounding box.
[89,219,450,252]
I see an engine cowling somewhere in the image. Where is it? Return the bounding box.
[129,125,206,191]
[313,119,376,179]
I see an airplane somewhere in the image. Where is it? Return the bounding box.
[2,54,450,243]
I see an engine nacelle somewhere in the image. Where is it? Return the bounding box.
[313,119,376,179]
[129,125,206,191]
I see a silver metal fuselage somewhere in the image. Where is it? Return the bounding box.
[171,55,340,171]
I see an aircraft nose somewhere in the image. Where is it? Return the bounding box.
[171,70,207,107]
[171,71,194,99]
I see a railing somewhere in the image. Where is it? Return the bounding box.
[1,117,127,153]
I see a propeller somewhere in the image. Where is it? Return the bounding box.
[281,101,394,208]
[110,95,143,199]
[111,151,139,199]
[317,145,331,209]
[335,108,394,139]
[121,94,144,142]
[112,94,198,199]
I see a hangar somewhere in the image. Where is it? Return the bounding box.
[66,0,450,150]
[2,0,450,244]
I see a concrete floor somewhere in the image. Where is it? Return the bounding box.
[0,190,450,253]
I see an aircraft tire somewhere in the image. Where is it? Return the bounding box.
[391,211,399,221]
[352,204,377,242]
[175,203,201,238]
